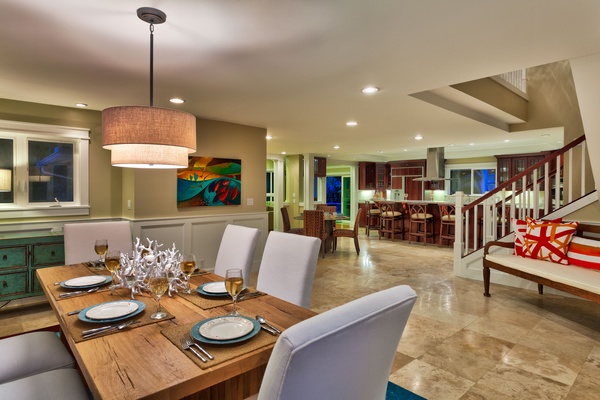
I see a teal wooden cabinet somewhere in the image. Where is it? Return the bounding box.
[0,232,64,300]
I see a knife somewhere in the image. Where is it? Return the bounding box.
[59,287,99,298]
[82,320,140,337]
[260,325,277,335]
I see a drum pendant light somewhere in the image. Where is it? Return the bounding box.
[102,7,196,168]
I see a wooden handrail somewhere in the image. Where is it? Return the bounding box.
[462,134,585,213]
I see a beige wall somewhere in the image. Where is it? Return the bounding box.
[0,99,266,224]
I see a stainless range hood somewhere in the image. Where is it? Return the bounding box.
[414,147,447,181]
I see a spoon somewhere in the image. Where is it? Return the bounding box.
[256,315,281,334]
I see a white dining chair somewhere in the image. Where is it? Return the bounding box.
[256,231,321,308]
[63,220,133,264]
[0,331,75,385]
[214,224,260,282]
[0,369,89,400]
[246,285,417,400]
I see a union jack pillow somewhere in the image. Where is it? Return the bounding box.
[522,217,578,264]
[513,217,562,256]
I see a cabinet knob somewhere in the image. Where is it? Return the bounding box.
[2,281,7,288]
[2,255,6,261]
[51,251,56,256]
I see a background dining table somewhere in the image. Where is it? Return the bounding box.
[37,263,315,400]
[295,212,350,252]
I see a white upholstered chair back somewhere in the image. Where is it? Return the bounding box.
[252,285,417,400]
[256,231,321,308]
[213,224,260,282]
[63,221,133,264]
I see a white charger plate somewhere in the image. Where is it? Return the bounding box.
[63,276,107,287]
[201,281,228,294]
[199,316,254,340]
[85,301,139,320]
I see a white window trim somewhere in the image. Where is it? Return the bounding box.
[445,162,496,195]
[0,119,90,219]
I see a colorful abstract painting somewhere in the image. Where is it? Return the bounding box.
[177,157,241,207]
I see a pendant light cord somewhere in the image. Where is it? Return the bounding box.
[149,23,154,107]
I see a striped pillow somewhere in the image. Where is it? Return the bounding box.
[567,236,600,270]
[522,218,578,265]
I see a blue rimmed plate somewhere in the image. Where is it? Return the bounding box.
[191,316,260,345]
[61,275,112,289]
[78,300,145,324]
[197,281,247,297]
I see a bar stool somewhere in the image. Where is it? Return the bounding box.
[439,204,456,246]
[365,201,381,236]
[379,202,404,241]
[408,203,434,245]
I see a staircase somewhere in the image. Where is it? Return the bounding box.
[452,135,598,281]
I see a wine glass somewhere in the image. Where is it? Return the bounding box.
[225,268,244,316]
[148,267,169,320]
[94,239,108,262]
[179,254,196,294]
[104,250,121,288]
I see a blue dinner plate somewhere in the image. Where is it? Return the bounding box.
[78,300,146,324]
[60,275,112,290]
[191,316,260,345]
[197,282,247,297]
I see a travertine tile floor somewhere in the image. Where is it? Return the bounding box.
[2,232,599,399]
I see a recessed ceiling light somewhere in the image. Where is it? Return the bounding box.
[362,86,380,94]
[333,145,340,149]
[281,151,286,155]
[469,143,475,146]
[448,143,455,146]
[504,139,510,142]
[169,98,185,104]
[414,135,423,140]
[403,149,408,152]
[266,135,272,140]
[346,121,358,127]
[75,103,87,107]
[377,150,383,153]
[541,133,550,137]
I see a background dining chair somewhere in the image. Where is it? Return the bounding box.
[246,285,417,400]
[280,206,303,235]
[256,231,321,308]
[332,208,362,254]
[315,204,336,214]
[303,209,327,258]
[214,224,260,282]
[0,331,76,385]
[0,369,89,400]
[64,221,133,264]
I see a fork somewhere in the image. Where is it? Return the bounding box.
[180,338,207,362]
[185,335,214,360]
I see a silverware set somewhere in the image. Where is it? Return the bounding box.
[239,291,263,301]
[82,320,140,339]
[256,315,281,335]
[59,287,99,298]
[180,335,214,362]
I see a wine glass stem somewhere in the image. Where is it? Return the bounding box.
[156,298,162,314]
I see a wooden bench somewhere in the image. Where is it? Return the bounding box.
[483,222,600,303]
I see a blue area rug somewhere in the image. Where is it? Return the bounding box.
[386,381,426,400]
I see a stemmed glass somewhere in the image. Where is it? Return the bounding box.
[179,254,196,294]
[225,268,244,316]
[104,250,121,289]
[148,267,169,320]
[94,239,108,262]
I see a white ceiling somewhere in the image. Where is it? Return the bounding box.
[2,0,599,162]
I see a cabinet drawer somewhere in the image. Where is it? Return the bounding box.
[0,246,28,269]
[0,270,28,298]
[32,243,64,267]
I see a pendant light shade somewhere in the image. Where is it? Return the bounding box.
[101,7,196,169]
[0,169,12,192]
[102,106,196,168]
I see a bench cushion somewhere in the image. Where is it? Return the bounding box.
[486,253,600,296]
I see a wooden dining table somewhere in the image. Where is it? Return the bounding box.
[37,264,315,400]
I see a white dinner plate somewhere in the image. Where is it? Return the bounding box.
[201,281,228,294]
[85,301,139,320]
[63,275,107,287]
[199,316,254,340]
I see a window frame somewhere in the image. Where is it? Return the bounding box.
[0,119,90,219]
[445,162,496,196]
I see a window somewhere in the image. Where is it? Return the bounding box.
[447,163,496,195]
[0,120,90,218]
[266,171,274,203]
